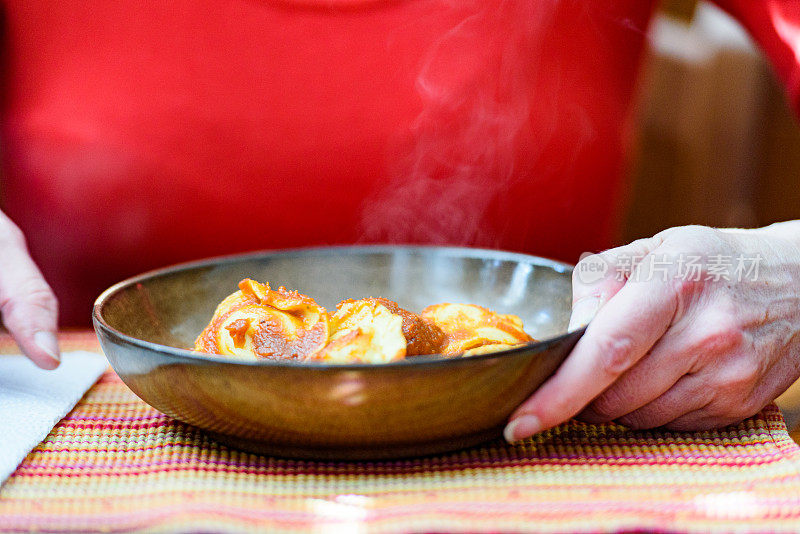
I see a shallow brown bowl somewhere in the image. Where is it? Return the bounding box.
[93,246,584,459]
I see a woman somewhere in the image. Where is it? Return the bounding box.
[1,0,799,442]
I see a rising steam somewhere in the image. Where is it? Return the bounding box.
[360,0,560,247]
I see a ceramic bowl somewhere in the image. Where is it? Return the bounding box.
[93,246,584,459]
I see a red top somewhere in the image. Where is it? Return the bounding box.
[1,0,798,325]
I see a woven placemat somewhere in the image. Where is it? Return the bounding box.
[1,332,800,533]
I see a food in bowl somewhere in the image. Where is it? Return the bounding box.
[194,278,534,363]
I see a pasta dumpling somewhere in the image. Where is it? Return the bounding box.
[194,279,329,361]
[420,303,533,356]
[194,279,534,363]
[316,299,407,364]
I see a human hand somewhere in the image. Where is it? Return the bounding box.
[504,224,800,441]
[0,210,60,369]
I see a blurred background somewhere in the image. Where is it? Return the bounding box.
[630,0,800,436]
[625,0,800,242]
[2,0,800,435]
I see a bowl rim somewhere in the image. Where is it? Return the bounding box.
[93,244,585,370]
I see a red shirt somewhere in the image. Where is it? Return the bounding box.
[1,1,798,325]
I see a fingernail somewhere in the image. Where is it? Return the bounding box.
[568,296,601,332]
[34,331,61,364]
[503,414,542,443]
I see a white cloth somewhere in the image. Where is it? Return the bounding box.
[0,351,108,486]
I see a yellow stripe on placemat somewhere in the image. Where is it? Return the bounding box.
[1,332,800,532]
[0,329,101,355]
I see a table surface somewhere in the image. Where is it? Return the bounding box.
[776,381,800,443]
[2,330,800,533]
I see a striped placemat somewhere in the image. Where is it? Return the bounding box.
[1,331,800,533]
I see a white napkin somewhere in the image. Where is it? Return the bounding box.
[0,351,108,486]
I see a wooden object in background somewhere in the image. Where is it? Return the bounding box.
[623,4,770,243]
[661,0,698,21]
[755,74,800,226]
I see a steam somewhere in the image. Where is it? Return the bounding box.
[360,0,560,247]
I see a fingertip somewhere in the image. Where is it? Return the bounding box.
[503,414,542,443]
[16,342,60,370]
[32,330,61,370]
[5,330,61,370]
[568,296,601,332]
[34,354,61,370]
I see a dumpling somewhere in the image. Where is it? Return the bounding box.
[339,298,444,356]
[194,279,329,361]
[421,303,533,356]
[314,299,407,364]
[194,279,533,363]
[314,297,445,363]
